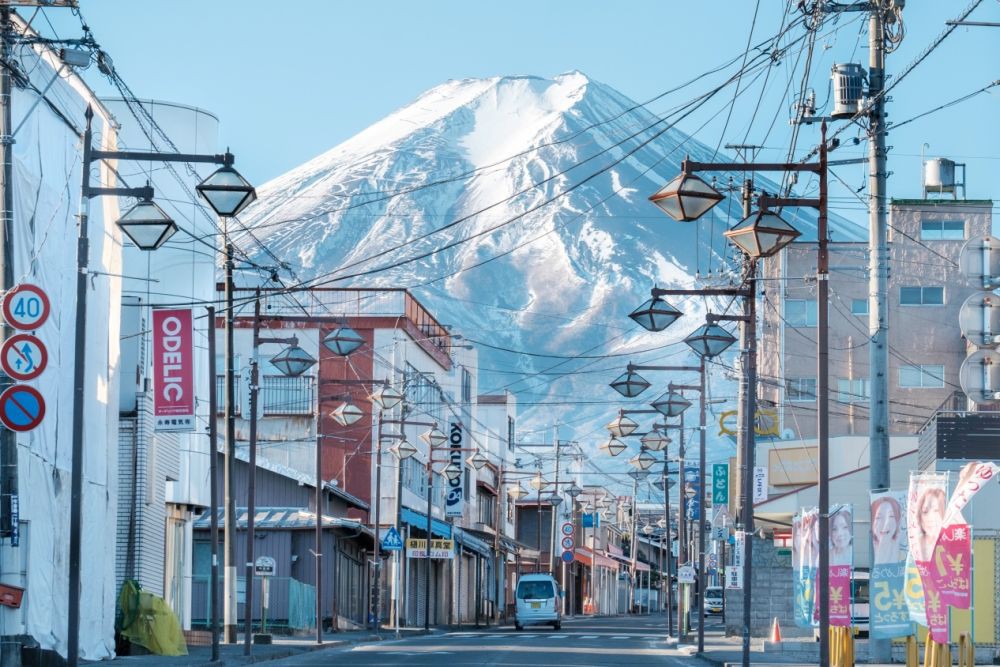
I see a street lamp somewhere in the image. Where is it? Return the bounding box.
[606,410,639,438]
[268,338,317,377]
[330,402,363,426]
[466,450,489,470]
[651,390,691,418]
[610,367,651,398]
[683,323,738,359]
[648,172,724,222]
[723,209,801,259]
[322,326,366,356]
[629,449,657,471]
[371,384,404,411]
[507,483,527,501]
[599,437,628,457]
[389,439,418,460]
[115,196,178,250]
[628,294,682,332]
[640,430,670,451]
[195,163,258,217]
[418,426,448,448]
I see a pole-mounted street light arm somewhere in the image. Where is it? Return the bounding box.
[681,157,822,175]
[650,286,751,299]
[627,363,700,373]
[706,313,750,325]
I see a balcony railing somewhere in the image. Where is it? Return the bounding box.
[215,375,315,416]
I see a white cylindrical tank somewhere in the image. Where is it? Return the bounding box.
[924,157,956,193]
[831,63,865,118]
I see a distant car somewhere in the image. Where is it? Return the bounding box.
[705,586,724,615]
[514,574,563,631]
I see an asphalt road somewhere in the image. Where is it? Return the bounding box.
[268,614,722,666]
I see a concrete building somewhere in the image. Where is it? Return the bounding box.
[218,287,518,630]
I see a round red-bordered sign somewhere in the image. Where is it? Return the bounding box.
[561,522,574,536]
[561,536,574,550]
[0,384,45,432]
[2,284,50,331]
[0,334,48,381]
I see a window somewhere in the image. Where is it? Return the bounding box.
[401,456,425,497]
[899,364,945,389]
[900,286,944,306]
[851,299,868,316]
[786,299,818,327]
[461,368,472,404]
[837,378,870,403]
[260,375,314,415]
[786,378,817,402]
[920,220,965,241]
[478,490,496,525]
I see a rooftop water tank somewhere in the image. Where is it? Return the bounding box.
[830,63,865,119]
[924,157,956,193]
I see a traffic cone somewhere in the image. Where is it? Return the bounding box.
[769,617,782,643]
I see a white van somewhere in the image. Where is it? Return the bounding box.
[514,573,562,631]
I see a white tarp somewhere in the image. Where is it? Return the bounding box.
[2,17,122,660]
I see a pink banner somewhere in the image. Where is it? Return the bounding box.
[929,523,972,610]
[944,461,1000,525]
[915,557,949,644]
[152,308,195,431]
[829,565,852,626]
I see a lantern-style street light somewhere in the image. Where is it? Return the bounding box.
[268,338,317,377]
[628,294,683,332]
[599,437,628,457]
[322,326,366,356]
[606,410,639,438]
[629,449,657,471]
[196,163,258,217]
[116,196,178,250]
[648,172,725,222]
[723,208,801,259]
[683,323,738,359]
[651,390,691,418]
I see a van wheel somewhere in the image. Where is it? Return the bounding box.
[554,621,562,630]
[515,623,523,631]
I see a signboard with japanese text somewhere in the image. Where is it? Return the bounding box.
[684,464,700,520]
[712,463,728,505]
[725,565,742,590]
[406,538,455,559]
[752,466,768,503]
[445,421,465,517]
[152,309,195,431]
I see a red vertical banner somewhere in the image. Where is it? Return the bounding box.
[152,308,195,431]
[929,524,971,610]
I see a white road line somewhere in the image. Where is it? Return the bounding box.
[550,634,568,639]
[580,634,599,639]
[612,635,630,640]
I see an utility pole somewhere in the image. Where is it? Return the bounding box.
[867,5,892,662]
[206,307,220,662]
[0,13,18,665]
[223,230,237,643]
[243,295,261,654]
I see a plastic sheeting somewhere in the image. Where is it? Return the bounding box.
[1,18,123,660]
[117,580,187,656]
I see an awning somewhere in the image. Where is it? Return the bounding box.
[454,527,493,559]
[400,507,452,539]
[604,550,650,571]
[193,507,372,536]
[574,547,619,569]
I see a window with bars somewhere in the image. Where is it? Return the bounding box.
[899,286,944,306]
[898,364,945,389]
[786,378,817,402]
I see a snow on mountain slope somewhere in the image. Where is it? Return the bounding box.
[238,71,862,459]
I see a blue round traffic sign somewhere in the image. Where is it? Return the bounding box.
[561,550,574,563]
[0,385,45,432]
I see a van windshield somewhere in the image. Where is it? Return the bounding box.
[517,580,554,599]
[852,579,869,604]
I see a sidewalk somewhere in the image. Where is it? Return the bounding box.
[691,628,896,666]
[107,627,436,666]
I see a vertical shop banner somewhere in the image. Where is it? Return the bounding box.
[828,504,854,626]
[906,471,948,638]
[752,466,768,503]
[869,490,913,639]
[684,465,700,520]
[943,461,999,525]
[152,308,195,431]
[445,421,465,517]
[792,508,819,628]
[929,523,971,610]
[712,463,729,505]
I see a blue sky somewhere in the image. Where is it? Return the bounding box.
[47,1,1000,227]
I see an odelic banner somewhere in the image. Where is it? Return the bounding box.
[152,308,195,432]
[869,490,913,639]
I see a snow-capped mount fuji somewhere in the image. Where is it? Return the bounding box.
[238,71,860,446]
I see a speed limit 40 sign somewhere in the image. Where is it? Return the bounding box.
[2,284,50,330]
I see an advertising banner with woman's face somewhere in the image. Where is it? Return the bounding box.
[827,504,853,626]
[906,472,948,640]
[869,490,913,639]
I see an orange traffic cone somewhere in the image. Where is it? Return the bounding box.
[770,617,782,643]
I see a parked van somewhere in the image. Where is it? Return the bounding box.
[514,573,562,630]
